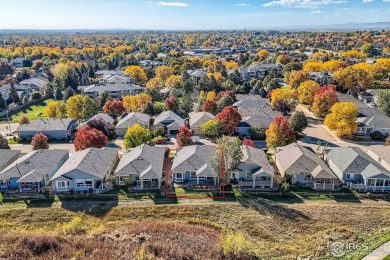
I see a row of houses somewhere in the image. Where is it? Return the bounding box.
[1,143,389,194]
[16,94,278,140]
[0,76,48,102]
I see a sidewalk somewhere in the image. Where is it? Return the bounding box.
[361,241,390,260]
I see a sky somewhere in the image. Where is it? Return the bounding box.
[1,0,390,30]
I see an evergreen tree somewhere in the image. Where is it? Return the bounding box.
[88,64,95,78]
[63,86,75,101]
[54,87,63,101]
[44,83,54,97]
[98,91,110,108]
[64,67,80,90]
[9,82,20,104]
[0,93,6,110]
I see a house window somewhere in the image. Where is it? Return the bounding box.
[190,172,197,179]
[57,181,67,188]
[385,180,390,186]
[76,180,85,187]
[85,180,93,187]
[377,179,384,186]
[176,173,183,179]
[346,174,351,179]
[368,179,375,186]
[206,177,213,180]
[246,171,253,178]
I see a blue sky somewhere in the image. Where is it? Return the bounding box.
[1,0,390,29]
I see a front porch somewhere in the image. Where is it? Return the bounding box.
[350,179,390,192]
[238,180,276,191]
[18,182,42,193]
[310,179,340,191]
[172,180,220,191]
[116,176,161,190]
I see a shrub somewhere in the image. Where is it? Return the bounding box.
[19,115,29,125]
[21,235,62,256]
[221,233,256,258]
[62,216,86,235]
[370,131,385,141]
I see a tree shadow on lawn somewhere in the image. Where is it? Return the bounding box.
[237,196,309,220]
[152,194,178,205]
[25,197,55,208]
[58,196,119,217]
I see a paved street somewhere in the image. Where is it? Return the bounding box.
[296,104,384,153]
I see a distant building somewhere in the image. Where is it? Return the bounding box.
[17,119,76,140]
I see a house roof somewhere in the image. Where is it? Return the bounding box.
[324,147,390,179]
[153,111,184,126]
[189,112,215,128]
[95,70,123,76]
[237,107,282,128]
[0,150,20,170]
[186,69,207,78]
[77,113,115,130]
[80,83,144,95]
[116,112,150,129]
[240,145,274,177]
[233,99,270,108]
[276,143,337,179]
[337,93,390,129]
[0,149,68,183]
[368,145,390,164]
[139,60,165,66]
[17,119,75,132]
[50,147,118,181]
[19,78,47,89]
[115,144,166,179]
[171,145,218,177]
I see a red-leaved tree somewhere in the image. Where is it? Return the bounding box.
[201,99,217,114]
[103,100,125,117]
[31,133,49,150]
[176,126,193,147]
[265,116,296,148]
[311,84,338,118]
[215,106,242,134]
[165,96,179,112]
[73,126,108,151]
[243,137,255,147]
[216,90,236,101]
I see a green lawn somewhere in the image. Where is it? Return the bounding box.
[5,99,55,123]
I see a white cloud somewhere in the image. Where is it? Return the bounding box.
[237,3,251,6]
[363,0,373,3]
[148,1,188,7]
[262,0,347,8]
[310,9,326,13]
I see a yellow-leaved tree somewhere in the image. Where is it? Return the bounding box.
[297,80,320,105]
[288,70,307,89]
[257,49,270,60]
[165,75,183,89]
[45,101,67,118]
[123,93,152,112]
[123,65,148,83]
[324,102,358,137]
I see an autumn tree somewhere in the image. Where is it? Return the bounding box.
[123,65,148,83]
[19,115,29,125]
[123,93,152,112]
[310,85,339,118]
[87,118,116,139]
[176,126,193,147]
[265,116,296,148]
[270,88,297,114]
[123,124,152,149]
[242,137,255,147]
[372,58,390,80]
[297,80,320,105]
[0,135,10,149]
[216,94,234,113]
[215,106,242,134]
[74,126,108,151]
[257,50,270,61]
[289,70,307,89]
[276,54,291,65]
[376,90,390,116]
[340,50,366,60]
[155,65,174,82]
[288,111,308,133]
[66,95,98,120]
[31,133,49,150]
[45,101,67,118]
[324,102,357,137]
[333,63,373,90]
[200,119,221,138]
[103,100,125,117]
[201,99,217,114]
[165,75,183,89]
[164,96,179,112]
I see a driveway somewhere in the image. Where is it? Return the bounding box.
[296,104,380,153]
[0,123,19,135]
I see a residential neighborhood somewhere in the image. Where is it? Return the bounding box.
[1,4,390,258]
